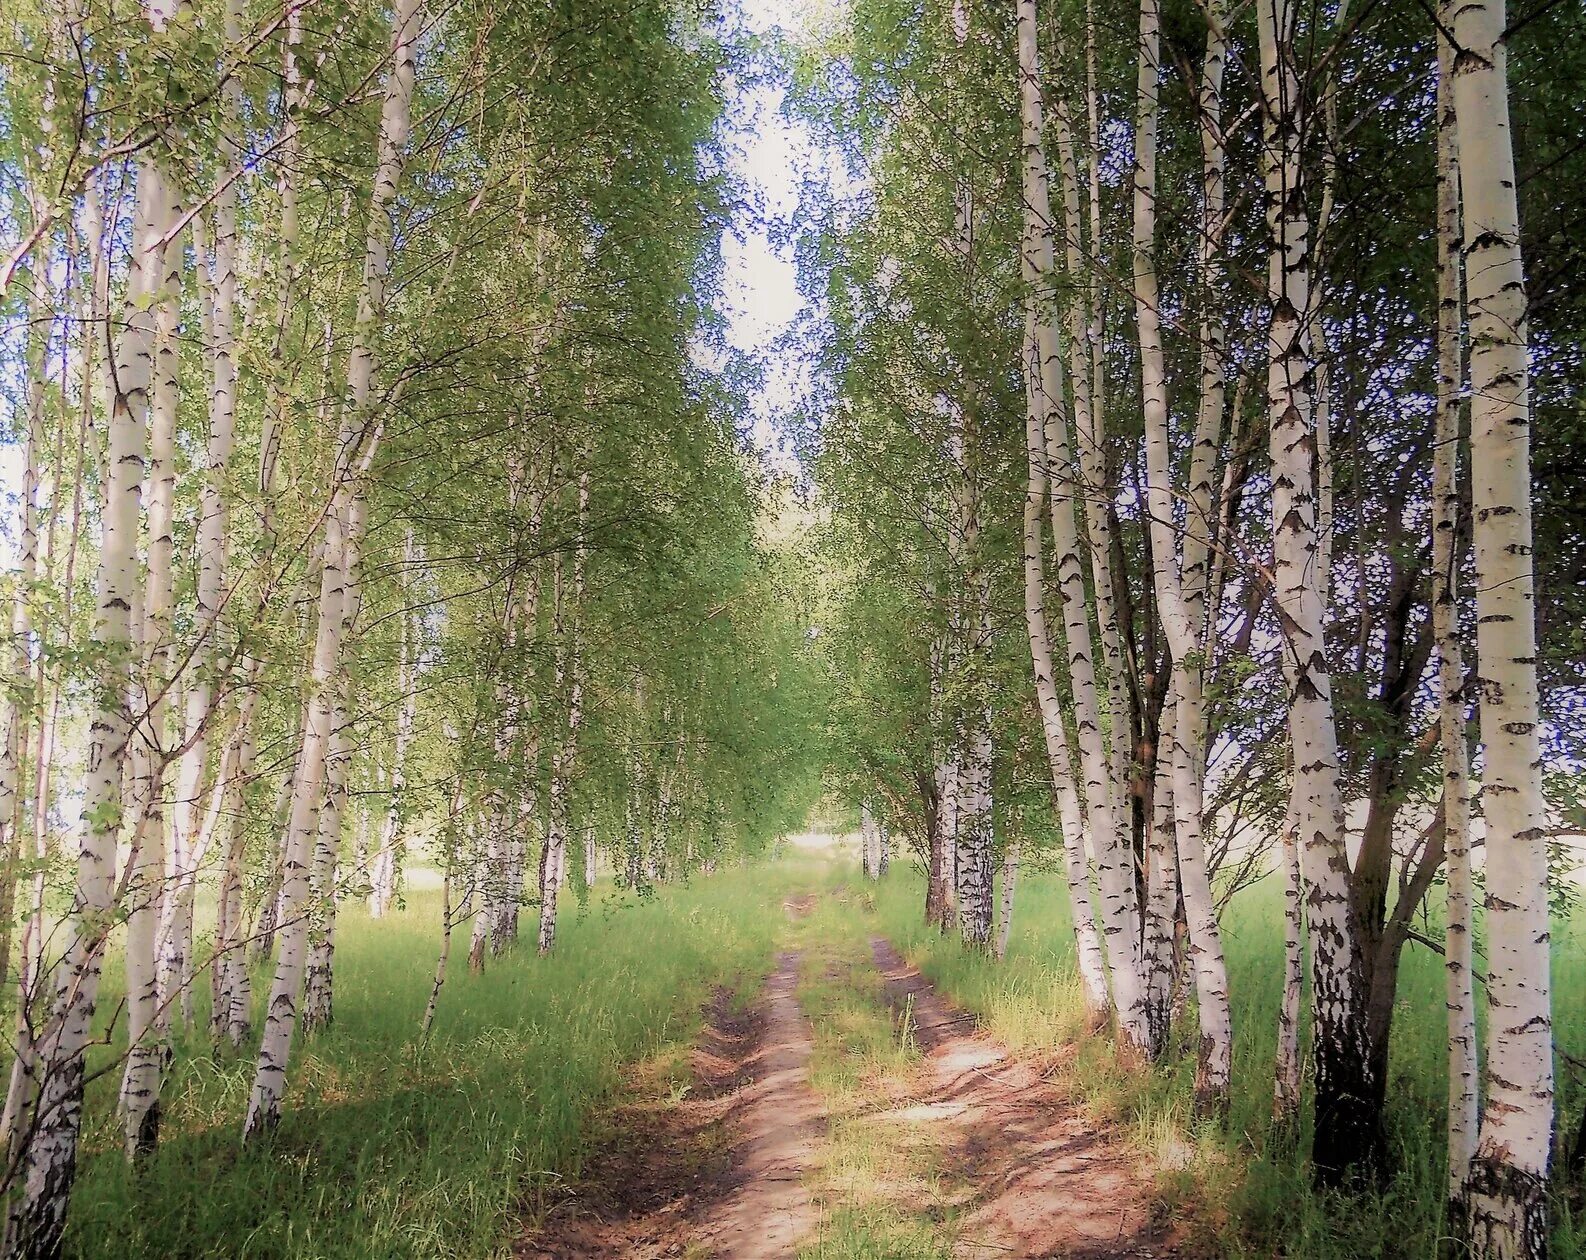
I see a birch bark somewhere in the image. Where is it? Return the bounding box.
[1449,0,1553,1251]
[120,171,182,1154]
[1133,0,1231,1110]
[1015,0,1144,1042]
[8,15,169,1232]
[1256,0,1380,1179]
[1433,20,1478,1225]
[164,0,245,1021]
[244,0,422,1138]
[371,533,420,917]
[539,472,589,954]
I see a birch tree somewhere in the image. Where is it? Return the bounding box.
[1448,0,1554,1250]
[1256,0,1380,1180]
[245,0,422,1137]
[1131,0,1231,1108]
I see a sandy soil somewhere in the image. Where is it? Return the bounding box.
[868,936,1184,1259]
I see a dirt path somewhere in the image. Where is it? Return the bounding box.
[524,949,822,1259]
[692,950,822,1257]
[869,937,1181,1259]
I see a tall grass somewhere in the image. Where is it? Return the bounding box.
[63,864,805,1259]
[873,865,1586,1259]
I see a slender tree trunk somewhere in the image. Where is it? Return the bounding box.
[244,0,420,1138]
[1014,0,1145,1049]
[994,841,1017,961]
[1047,41,1132,822]
[371,533,419,918]
[540,472,589,955]
[1133,0,1232,1109]
[165,0,243,1019]
[1019,320,1111,1020]
[1449,2,1553,1252]
[1274,802,1304,1130]
[0,256,45,998]
[8,50,167,1242]
[120,172,183,1155]
[1433,22,1479,1228]
[1256,0,1381,1181]
[926,631,951,928]
[1141,695,1178,1051]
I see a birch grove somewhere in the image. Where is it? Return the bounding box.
[803,0,1579,1253]
[0,0,1581,1254]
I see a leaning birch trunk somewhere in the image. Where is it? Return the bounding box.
[1449,0,1554,1251]
[1046,56,1132,819]
[1013,5,1123,1022]
[1183,0,1229,657]
[0,255,45,996]
[0,161,56,1159]
[1433,22,1479,1227]
[1019,325,1112,1017]
[244,0,421,1138]
[1045,393,1146,1042]
[1132,0,1232,1110]
[212,681,260,1047]
[1022,114,1151,1058]
[7,70,164,1252]
[120,181,182,1155]
[304,493,368,1035]
[421,780,469,1038]
[1256,0,1379,1180]
[244,497,347,1137]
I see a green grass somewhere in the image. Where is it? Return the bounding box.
[871,863,1586,1260]
[51,855,1586,1258]
[65,864,808,1259]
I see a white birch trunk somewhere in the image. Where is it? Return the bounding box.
[1257,0,1379,1178]
[9,53,165,1242]
[119,168,181,1153]
[1274,801,1304,1127]
[539,473,589,954]
[1039,245,1149,1055]
[1014,0,1131,1028]
[164,0,244,1021]
[371,533,419,918]
[1141,696,1178,1053]
[1449,1,1553,1251]
[1021,320,1112,1024]
[994,841,1017,962]
[1047,57,1132,819]
[1434,22,1479,1223]
[244,0,420,1137]
[1133,0,1232,1110]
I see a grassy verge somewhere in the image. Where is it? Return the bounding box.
[872,864,1586,1260]
[788,884,955,1260]
[66,863,808,1259]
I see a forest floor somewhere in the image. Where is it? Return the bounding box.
[522,886,1180,1259]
